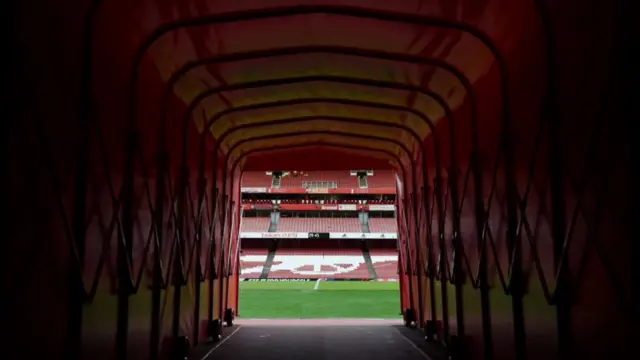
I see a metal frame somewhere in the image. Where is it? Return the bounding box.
[221,133,412,321]
[175,61,472,337]
[60,1,581,359]
[117,5,519,360]
[178,73,461,346]
[150,46,490,350]
[220,130,416,324]
[197,99,441,330]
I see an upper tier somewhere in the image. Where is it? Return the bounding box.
[242,172,272,187]
[279,171,357,188]
[241,170,396,192]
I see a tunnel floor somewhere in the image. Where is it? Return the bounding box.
[198,319,438,360]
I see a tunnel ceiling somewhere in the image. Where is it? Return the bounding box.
[242,146,398,171]
[89,0,543,173]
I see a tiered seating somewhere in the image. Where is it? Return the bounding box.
[239,249,268,279]
[278,217,362,232]
[267,249,371,279]
[366,170,395,188]
[239,248,399,280]
[241,249,268,255]
[369,249,398,279]
[242,172,272,187]
[279,171,357,188]
[240,217,271,232]
[368,218,398,232]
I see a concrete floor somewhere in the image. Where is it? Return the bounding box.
[200,319,437,360]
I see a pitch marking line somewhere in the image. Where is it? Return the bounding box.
[393,327,433,360]
[199,325,242,359]
[313,278,322,290]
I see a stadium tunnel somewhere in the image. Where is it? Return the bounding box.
[3,1,634,360]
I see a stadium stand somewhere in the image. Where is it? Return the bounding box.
[239,248,398,280]
[368,249,399,279]
[239,170,398,280]
[366,170,395,188]
[367,218,398,233]
[278,217,362,233]
[279,171,357,188]
[240,217,271,232]
[241,171,272,187]
[240,249,269,255]
[267,249,371,279]
[239,250,268,279]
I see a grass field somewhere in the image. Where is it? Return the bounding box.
[238,280,401,319]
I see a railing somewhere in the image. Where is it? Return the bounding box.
[301,181,338,189]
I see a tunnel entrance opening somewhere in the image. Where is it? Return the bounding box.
[6,1,633,360]
[237,169,401,320]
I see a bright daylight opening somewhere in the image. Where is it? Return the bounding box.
[238,169,400,319]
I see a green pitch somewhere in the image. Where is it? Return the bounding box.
[238,280,401,319]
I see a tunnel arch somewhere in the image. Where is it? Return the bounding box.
[151,46,490,320]
[123,4,510,296]
[199,104,437,332]
[5,1,634,360]
[221,131,418,277]
[207,109,435,322]
[222,136,417,325]
[160,50,485,343]
[200,139,415,347]
[132,17,509,335]
[164,50,474,346]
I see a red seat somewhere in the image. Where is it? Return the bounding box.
[368,218,397,232]
[279,171,358,188]
[240,217,271,232]
[366,170,395,188]
[241,171,272,187]
[277,218,362,232]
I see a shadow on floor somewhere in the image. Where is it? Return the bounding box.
[190,320,446,360]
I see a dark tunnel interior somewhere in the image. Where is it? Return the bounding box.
[2,1,635,360]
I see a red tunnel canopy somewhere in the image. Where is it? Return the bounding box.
[80,0,544,176]
[6,1,633,360]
